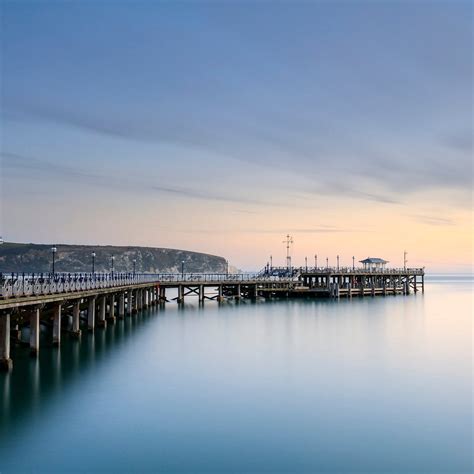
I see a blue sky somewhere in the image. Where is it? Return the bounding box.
[1,1,472,270]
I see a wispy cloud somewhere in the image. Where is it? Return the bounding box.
[151,185,268,206]
[157,226,365,235]
[2,152,104,182]
[442,130,473,153]
[2,151,302,209]
[410,214,456,226]
[4,98,473,206]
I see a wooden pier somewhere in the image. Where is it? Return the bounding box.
[0,267,424,371]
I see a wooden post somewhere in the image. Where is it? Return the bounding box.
[98,296,107,328]
[30,307,40,356]
[72,300,81,338]
[143,289,148,308]
[127,290,133,315]
[178,285,184,304]
[138,290,143,310]
[88,297,96,331]
[133,289,138,314]
[108,294,116,323]
[53,303,62,346]
[0,312,13,371]
[118,293,125,319]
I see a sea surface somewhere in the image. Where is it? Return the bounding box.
[0,275,472,473]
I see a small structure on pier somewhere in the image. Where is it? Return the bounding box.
[359,257,388,271]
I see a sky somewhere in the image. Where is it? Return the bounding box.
[0,0,472,271]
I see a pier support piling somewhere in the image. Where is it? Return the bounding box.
[178,285,184,304]
[127,290,132,315]
[87,297,96,331]
[132,290,138,314]
[98,296,107,328]
[118,293,125,319]
[30,307,40,356]
[159,287,166,305]
[137,290,142,311]
[53,303,62,346]
[107,295,116,323]
[72,301,82,338]
[0,312,13,371]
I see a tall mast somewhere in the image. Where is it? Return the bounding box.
[282,234,293,270]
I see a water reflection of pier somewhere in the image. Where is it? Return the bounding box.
[0,309,156,438]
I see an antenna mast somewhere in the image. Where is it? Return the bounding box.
[282,234,293,270]
[404,250,408,271]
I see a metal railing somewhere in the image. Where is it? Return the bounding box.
[0,272,292,299]
[269,266,424,275]
[0,272,155,299]
[0,266,424,300]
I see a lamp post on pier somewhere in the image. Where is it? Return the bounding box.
[51,246,57,275]
[337,255,339,271]
[315,254,317,269]
[133,259,136,277]
[110,255,115,277]
[305,256,308,272]
[91,252,96,274]
[352,256,355,270]
[326,257,329,270]
[270,255,273,271]
[181,261,185,279]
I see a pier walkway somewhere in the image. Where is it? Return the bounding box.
[0,267,424,371]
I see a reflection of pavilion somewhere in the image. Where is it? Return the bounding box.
[359,257,388,271]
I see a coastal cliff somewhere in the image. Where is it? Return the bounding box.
[0,242,227,274]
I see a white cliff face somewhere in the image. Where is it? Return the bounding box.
[0,243,227,274]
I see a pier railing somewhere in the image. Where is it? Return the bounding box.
[0,272,287,299]
[0,267,424,299]
[271,266,424,275]
[0,272,155,299]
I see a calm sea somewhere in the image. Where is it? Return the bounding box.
[0,275,472,473]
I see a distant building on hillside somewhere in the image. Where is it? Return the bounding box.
[359,257,388,271]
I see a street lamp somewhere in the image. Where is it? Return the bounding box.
[226,259,229,276]
[133,259,136,276]
[326,257,329,269]
[315,254,317,269]
[305,256,308,272]
[270,255,273,270]
[337,255,339,271]
[111,255,115,276]
[91,252,96,274]
[181,260,184,278]
[51,246,57,275]
[352,256,355,270]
